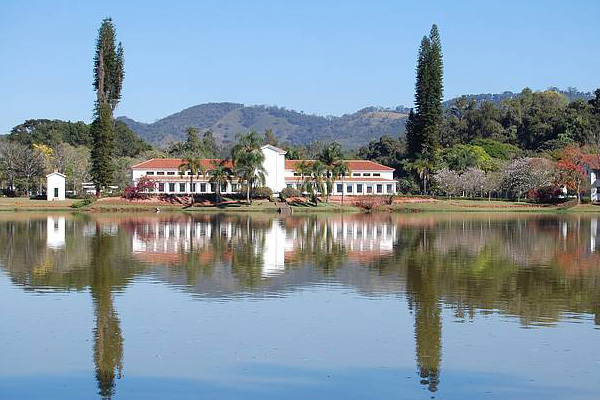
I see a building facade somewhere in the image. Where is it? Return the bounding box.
[584,155,600,202]
[131,145,397,195]
[46,172,66,201]
[284,159,396,195]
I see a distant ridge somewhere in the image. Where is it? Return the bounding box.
[117,103,408,149]
[117,88,595,149]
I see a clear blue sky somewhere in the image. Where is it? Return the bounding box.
[1,0,599,133]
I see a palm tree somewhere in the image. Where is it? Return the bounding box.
[318,143,344,203]
[235,154,266,204]
[208,160,232,205]
[332,161,351,205]
[232,131,266,204]
[405,155,436,195]
[294,160,312,188]
[179,157,206,205]
[301,161,326,205]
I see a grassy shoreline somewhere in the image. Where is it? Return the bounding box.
[1,197,599,213]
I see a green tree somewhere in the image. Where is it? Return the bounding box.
[93,18,124,111]
[318,142,344,202]
[90,104,116,195]
[208,160,232,205]
[357,135,404,171]
[404,154,436,194]
[232,131,266,204]
[91,18,124,196]
[301,161,326,205]
[332,160,351,205]
[179,157,206,205]
[408,25,444,160]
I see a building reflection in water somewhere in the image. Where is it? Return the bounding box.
[46,216,66,250]
[0,213,593,399]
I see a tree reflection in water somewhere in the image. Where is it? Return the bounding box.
[0,213,598,398]
[90,223,124,399]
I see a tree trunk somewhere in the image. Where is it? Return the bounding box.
[189,176,194,205]
[247,182,251,205]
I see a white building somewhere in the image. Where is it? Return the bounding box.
[584,155,600,202]
[46,216,66,249]
[284,159,396,195]
[131,145,396,196]
[46,172,66,201]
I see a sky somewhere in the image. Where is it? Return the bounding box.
[1,0,599,133]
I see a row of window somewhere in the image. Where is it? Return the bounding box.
[146,171,194,176]
[287,183,394,194]
[291,172,382,177]
[155,182,237,193]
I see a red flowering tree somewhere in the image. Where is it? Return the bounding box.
[555,146,586,203]
[123,176,157,200]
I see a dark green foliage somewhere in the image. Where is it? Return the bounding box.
[7,119,150,159]
[470,138,521,160]
[94,18,124,111]
[357,135,405,172]
[408,25,444,159]
[167,127,219,158]
[90,104,115,193]
[91,18,124,195]
[317,142,344,166]
[114,121,151,158]
[9,119,91,147]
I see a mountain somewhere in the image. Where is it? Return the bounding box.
[117,88,595,149]
[117,103,408,149]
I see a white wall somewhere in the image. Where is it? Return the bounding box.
[261,146,286,193]
[46,174,66,201]
[262,220,286,277]
[46,216,66,249]
[591,171,598,202]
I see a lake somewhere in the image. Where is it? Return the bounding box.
[0,212,599,400]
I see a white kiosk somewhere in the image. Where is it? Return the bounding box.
[46,172,66,201]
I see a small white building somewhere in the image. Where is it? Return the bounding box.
[46,172,66,201]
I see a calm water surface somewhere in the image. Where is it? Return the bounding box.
[0,212,599,399]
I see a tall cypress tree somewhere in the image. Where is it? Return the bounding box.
[91,18,124,196]
[426,24,443,152]
[407,25,443,160]
[90,104,115,192]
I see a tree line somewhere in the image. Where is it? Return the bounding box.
[354,24,600,202]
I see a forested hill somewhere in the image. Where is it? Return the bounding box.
[443,87,593,108]
[117,103,408,149]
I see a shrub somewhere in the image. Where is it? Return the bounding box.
[280,187,301,200]
[527,186,563,203]
[122,176,157,200]
[251,186,273,199]
[397,178,420,194]
[71,198,95,208]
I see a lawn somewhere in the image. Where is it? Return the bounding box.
[0,197,78,211]
[389,199,600,213]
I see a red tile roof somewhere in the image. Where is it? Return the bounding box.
[284,160,394,171]
[132,158,233,169]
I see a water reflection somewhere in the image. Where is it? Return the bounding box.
[0,212,599,398]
